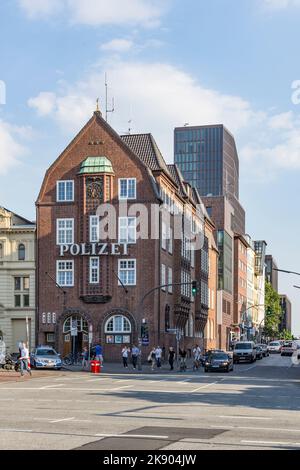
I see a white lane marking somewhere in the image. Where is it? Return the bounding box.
[191,380,222,393]
[34,418,92,423]
[177,379,191,384]
[239,365,257,372]
[241,440,300,447]
[218,415,272,421]
[95,433,169,439]
[115,379,132,383]
[50,417,75,424]
[40,384,64,389]
[109,385,133,391]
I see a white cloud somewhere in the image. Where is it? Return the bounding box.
[18,0,62,18]
[101,39,134,53]
[28,92,57,116]
[263,0,300,10]
[18,0,169,26]
[0,121,28,174]
[27,59,300,177]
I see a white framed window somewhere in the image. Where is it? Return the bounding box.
[47,312,52,324]
[161,264,166,291]
[57,180,74,202]
[89,257,99,284]
[118,259,136,286]
[168,267,173,293]
[119,217,136,244]
[42,313,46,324]
[105,315,132,333]
[119,178,136,200]
[90,216,99,242]
[56,219,74,245]
[56,260,74,287]
[52,313,56,324]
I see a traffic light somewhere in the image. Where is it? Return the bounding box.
[192,281,198,296]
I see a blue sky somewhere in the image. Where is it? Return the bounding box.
[0,0,300,333]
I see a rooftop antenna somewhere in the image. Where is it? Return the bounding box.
[105,73,115,122]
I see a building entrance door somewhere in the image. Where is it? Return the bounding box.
[62,315,89,358]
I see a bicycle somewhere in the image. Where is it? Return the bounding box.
[62,353,82,366]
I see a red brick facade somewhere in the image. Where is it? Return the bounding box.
[36,111,210,361]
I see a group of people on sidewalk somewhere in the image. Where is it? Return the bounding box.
[81,343,203,372]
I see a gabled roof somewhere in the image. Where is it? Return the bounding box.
[0,206,35,226]
[121,133,171,177]
[167,164,187,198]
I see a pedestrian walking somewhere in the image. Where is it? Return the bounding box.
[155,345,162,368]
[131,344,140,370]
[122,345,130,368]
[148,347,156,370]
[19,342,32,377]
[192,344,201,371]
[179,348,187,372]
[168,346,175,371]
[82,346,89,370]
[94,343,103,367]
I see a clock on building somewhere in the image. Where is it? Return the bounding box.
[86,179,103,200]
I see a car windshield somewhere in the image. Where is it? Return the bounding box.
[36,349,57,356]
[283,342,292,347]
[234,343,252,350]
[257,344,265,348]
[269,342,280,346]
[211,353,228,360]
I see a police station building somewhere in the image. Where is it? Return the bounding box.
[36,108,215,360]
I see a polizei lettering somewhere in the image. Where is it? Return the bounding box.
[60,243,128,257]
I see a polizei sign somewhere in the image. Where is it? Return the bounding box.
[59,243,128,257]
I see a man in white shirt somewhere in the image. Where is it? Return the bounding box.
[20,342,32,377]
[155,346,162,368]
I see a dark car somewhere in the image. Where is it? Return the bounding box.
[200,349,224,366]
[204,352,234,373]
[255,345,263,360]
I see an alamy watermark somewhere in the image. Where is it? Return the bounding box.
[291,80,300,105]
[0,80,6,105]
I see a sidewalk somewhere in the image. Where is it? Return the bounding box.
[62,359,196,374]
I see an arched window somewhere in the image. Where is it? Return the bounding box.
[0,243,3,259]
[63,315,88,333]
[105,315,132,345]
[18,244,25,261]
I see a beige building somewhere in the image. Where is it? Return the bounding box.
[0,207,36,354]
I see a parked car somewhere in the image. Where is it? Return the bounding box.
[204,351,234,373]
[255,345,263,360]
[233,341,257,363]
[281,341,297,357]
[268,341,282,354]
[257,343,269,357]
[30,346,62,370]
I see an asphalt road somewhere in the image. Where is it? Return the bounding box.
[1,353,300,450]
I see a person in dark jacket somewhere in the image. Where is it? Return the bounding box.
[168,347,175,371]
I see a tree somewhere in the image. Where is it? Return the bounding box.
[279,329,293,341]
[264,282,282,339]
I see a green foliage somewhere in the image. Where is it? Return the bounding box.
[264,282,282,338]
[279,329,293,340]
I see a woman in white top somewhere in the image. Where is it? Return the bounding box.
[122,346,130,368]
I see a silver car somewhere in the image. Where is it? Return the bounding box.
[30,346,62,370]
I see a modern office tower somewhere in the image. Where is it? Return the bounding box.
[174,124,245,235]
[265,255,279,292]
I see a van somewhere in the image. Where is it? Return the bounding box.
[233,341,257,364]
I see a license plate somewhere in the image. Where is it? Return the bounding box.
[212,365,219,368]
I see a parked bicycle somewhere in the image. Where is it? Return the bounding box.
[62,352,82,366]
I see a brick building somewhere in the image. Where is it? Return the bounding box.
[36,110,212,360]
[233,234,249,340]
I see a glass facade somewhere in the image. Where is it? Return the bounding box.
[174,126,223,197]
[217,230,233,294]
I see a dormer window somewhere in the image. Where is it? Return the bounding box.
[57,180,74,202]
[119,178,136,200]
